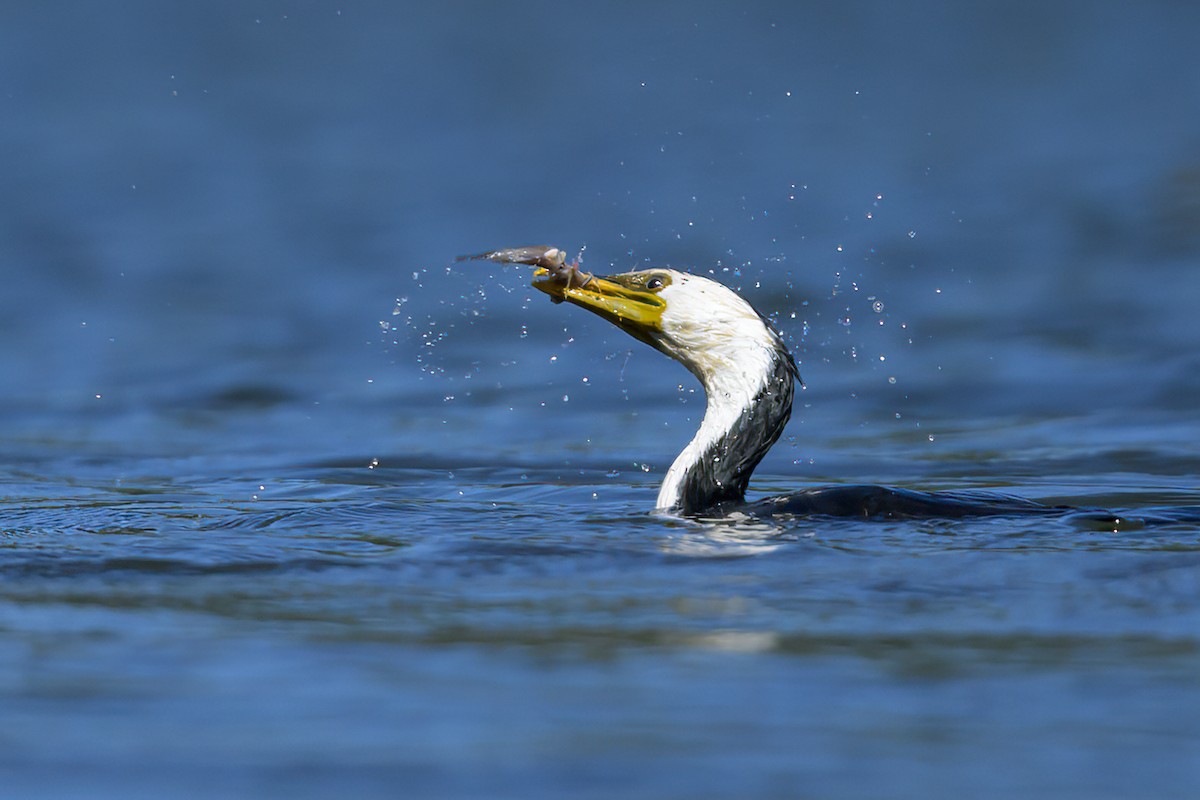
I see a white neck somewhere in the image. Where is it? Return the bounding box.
[649,274,796,513]
[656,354,776,510]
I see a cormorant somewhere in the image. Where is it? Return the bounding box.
[463,246,1065,519]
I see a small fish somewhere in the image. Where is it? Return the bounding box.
[457,245,594,294]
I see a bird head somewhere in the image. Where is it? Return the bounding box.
[532,267,798,387]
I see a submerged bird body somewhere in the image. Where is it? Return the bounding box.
[469,246,1067,518]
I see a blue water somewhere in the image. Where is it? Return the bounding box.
[3,2,1200,798]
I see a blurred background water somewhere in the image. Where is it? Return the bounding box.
[2,2,1199,798]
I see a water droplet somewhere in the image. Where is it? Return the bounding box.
[872,300,884,313]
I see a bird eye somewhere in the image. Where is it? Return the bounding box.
[646,277,664,291]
